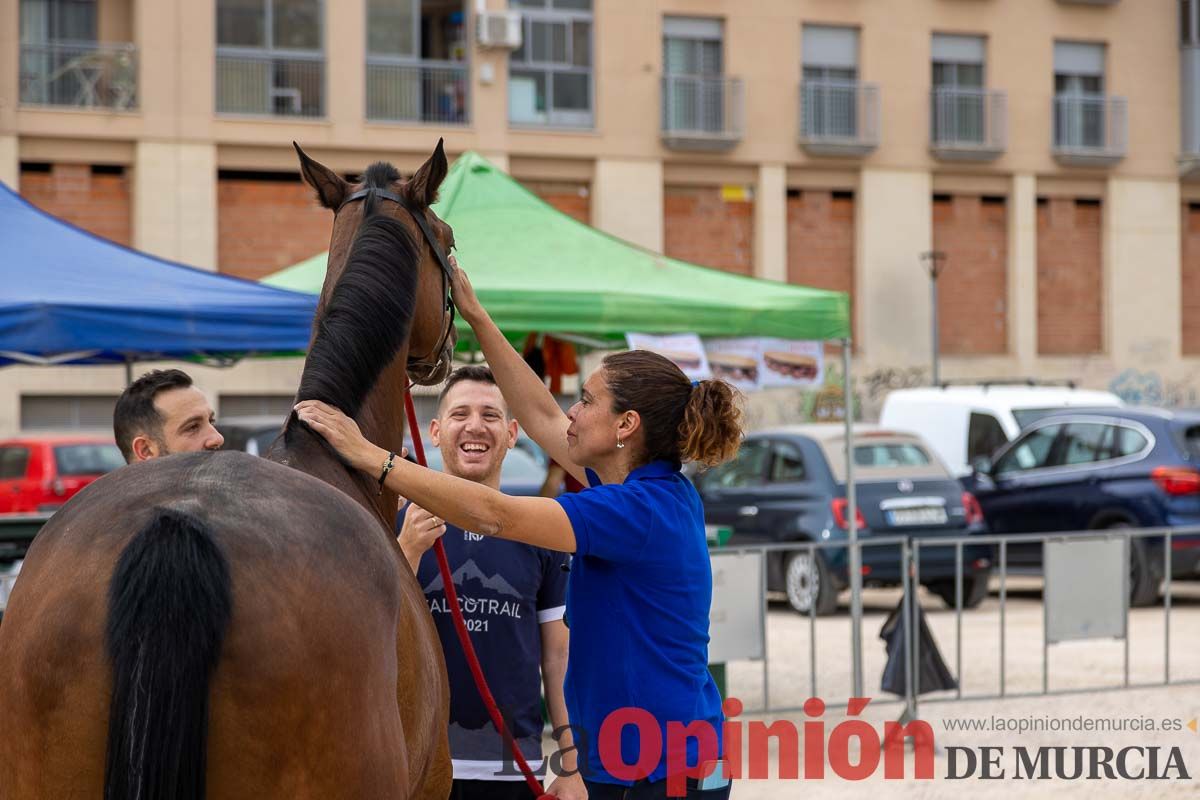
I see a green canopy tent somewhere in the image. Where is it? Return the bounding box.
[263,151,848,343]
[262,151,869,695]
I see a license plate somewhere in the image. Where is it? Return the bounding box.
[887,507,948,526]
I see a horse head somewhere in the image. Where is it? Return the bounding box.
[293,140,457,387]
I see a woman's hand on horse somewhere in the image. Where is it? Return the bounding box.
[449,255,483,322]
[293,400,379,472]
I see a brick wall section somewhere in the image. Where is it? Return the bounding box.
[932,195,1008,355]
[787,189,855,338]
[524,180,591,224]
[20,164,132,246]
[217,175,333,281]
[1182,203,1200,355]
[663,186,753,275]
[1037,197,1103,355]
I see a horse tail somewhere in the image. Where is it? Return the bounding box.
[103,508,233,800]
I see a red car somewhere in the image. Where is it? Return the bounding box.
[0,436,125,514]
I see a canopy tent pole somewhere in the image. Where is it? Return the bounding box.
[124,357,134,387]
[843,337,862,698]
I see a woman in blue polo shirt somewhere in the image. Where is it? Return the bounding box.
[296,262,742,799]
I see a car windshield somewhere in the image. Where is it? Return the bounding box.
[54,444,125,476]
[1012,406,1119,429]
[854,442,932,468]
[824,437,949,481]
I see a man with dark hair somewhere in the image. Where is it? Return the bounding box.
[112,369,224,463]
[399,365,582,800]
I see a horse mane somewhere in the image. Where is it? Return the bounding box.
[287,164,420,436]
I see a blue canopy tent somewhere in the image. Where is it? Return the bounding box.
[0,181,317,368]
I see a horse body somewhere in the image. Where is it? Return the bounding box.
[0,142,456,799]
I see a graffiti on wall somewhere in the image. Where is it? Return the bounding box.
[1108,369,1200,408]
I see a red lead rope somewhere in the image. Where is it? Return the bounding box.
[404,392,553,799]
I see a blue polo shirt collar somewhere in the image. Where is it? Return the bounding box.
[583,460,676,488]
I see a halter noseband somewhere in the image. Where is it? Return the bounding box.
[338,186,456,382]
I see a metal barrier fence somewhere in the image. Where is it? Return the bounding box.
[366,59,469,125]
[19,42,138,110]
[712,526,1200,717]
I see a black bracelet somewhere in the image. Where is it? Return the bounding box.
[377,451,396,495]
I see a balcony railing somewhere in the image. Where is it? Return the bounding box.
[798,79,880,157]
[19,42,137,110]
[216,51,324,118]
[660,75,744,150]
[930,87,1007,161]
[366,59,469,125]
[1052,93,1127,166]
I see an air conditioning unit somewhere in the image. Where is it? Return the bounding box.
[476,11,523,49]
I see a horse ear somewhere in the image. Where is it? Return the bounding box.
[293,142,348,211]
[406,138,448,208]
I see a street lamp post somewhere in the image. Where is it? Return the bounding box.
[920,250,947,386]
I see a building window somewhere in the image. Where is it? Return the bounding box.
[1053,41,1106,149]
[662,16,728,134]
[20,395,119,431]
[1183,0,1198,46]
[932,34,986,143]
[508,0,593,128]
[216,0,325,117]
[20,0,96,43]
[801,25,859,139]
[366,1,468,124]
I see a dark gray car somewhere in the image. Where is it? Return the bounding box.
[694,425,991,615]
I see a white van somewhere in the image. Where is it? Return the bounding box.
[879,384,1124,477]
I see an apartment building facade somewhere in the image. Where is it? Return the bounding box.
[0,0,1195,432]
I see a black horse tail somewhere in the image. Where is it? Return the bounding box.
[103,508,233,800]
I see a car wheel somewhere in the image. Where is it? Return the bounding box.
[785,549,837,616]
[1126,533,1160,607]
[927,572,990,610]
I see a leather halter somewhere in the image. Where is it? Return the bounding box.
[337,186,456,383]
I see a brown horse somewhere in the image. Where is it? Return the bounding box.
[0,141,458,799]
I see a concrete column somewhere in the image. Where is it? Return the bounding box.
[1008,173,1038,367]
[0,0,18,153]
[136,0,214,138]
[1106,177,1181,364]
[593,157,663,253]
[0,135,17,190]
[857,168,932,365]
[754,163,787,282]
[326,0,365,137]
[133,141,217,269]
[472,0,512,156]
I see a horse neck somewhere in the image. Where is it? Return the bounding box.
[275,347,411,531]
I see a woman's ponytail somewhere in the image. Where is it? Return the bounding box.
[678,379,743,467]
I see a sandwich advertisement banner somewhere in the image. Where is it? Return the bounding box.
[756,338,824,388]
[627,334,823,391]
[625,333,713,381]
[705,337,824,391]
[703,338,761,392]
